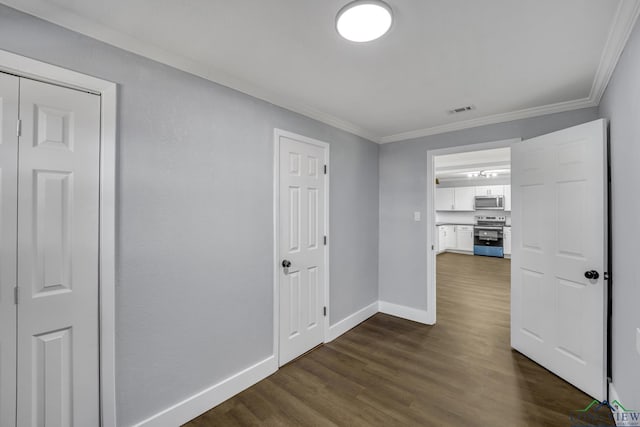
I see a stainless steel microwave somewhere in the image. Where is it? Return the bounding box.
[474,195,504,210]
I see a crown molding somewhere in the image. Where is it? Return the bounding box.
[379,97,598,143]
[379,0,640,144]
[588,0,640,104]
[5,0,639,145]
[1,0,381,143]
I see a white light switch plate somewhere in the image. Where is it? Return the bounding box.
[636,328,640,356]
[414,211,421,221]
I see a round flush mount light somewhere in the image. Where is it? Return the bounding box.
[336,0,393,43]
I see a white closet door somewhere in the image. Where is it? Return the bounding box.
[278,135,326,366]
[16,78,101,426]
[0,72,19,427]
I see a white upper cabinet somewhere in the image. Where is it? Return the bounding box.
[436,186,475,211]
[435,187,455,211]
[504,184,512,211]
[453,187,475,211]
[475,185,504,196]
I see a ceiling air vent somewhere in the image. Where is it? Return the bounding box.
[449,105,475,114]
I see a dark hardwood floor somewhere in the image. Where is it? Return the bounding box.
[185,252,612,426]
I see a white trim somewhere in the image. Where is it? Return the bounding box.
[273,129,330,367]
[5,0,639,145]
[609,383,625,427]
[378,301,434,325]
[380,98,596,143]
[380,1,640,144]
[0,49,118,427]
[132,356,278,427]
[426,138,519,325]
[326,302,378,342]
[590,0,640,105]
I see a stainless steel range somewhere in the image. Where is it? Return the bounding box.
[474,215,506,257]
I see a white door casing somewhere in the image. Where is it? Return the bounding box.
[0,71,18,427]
[511,119,607,400]
[276,130,328,366]
[0,49,117,427]
[16,78,101,425]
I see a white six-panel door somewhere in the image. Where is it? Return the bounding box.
[0,71,19,427]
[511,119,607,400]
[15,78,101,426]
[278,133,327,366]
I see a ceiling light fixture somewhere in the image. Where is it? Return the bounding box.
[336,0,393,43]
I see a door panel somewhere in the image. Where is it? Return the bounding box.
[17,78,101,426]
[0,72,19,427]
[278,135,326,366]
[511,119,606,400]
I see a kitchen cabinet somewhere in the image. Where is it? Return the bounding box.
[504,185,511,211]
[453,187,475,211]
[436,186,475,211]
[445,225,457,249]
[435,188,454,211]
[437,224,474,254]
[503,226,512,256]
[437,226,446,253]
[456,225,474,252]
[475,185,504,196]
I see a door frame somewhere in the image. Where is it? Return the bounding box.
[0,49,117,427]
[273,128,330,366]
[426,138,519,324]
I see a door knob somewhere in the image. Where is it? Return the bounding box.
[282,259,292,275]
[584,270,600,280]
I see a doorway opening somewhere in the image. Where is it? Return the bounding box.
[426,120,608,403]
[426,139,517,324]
[430,143,513,373]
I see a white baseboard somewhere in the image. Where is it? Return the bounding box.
[326,301,378,342]
[378,301,435,325]
[609,383,622,426]
[609,383,620,425]
[133,356,277,427]
[133,300,438,426]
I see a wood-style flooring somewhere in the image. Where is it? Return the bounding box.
[185,252,612,426]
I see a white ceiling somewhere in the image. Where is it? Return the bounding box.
[435,147,510,180]
[5,0,639,143]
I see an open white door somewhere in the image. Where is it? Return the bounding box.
[511,119,607,400]
[277,131,327,366]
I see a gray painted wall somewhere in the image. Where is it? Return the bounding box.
[379,107,600,308]
[599,19,640,409]
[0,5,379,425]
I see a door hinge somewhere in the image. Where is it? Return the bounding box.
[323,306,327,317]
[324,164,327,175]
[324,235,327,246]
[16,119,22,137]
[14,287,19,305]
